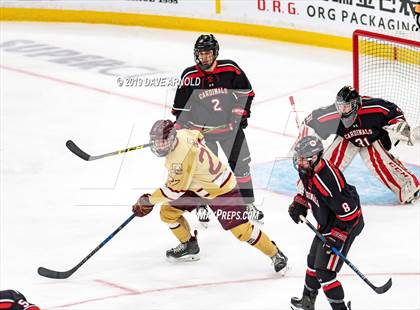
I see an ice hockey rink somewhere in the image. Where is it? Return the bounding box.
[1,22,419,309]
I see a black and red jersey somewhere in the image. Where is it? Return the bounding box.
[172,59,254,139]
[304,97,406,150]
[300,159,363,234]
[0,290,39,310]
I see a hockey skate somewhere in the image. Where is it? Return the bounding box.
[196,205,210,228]
[246,203,264,223]
[271,243,288,274]
[166,231,200,262]
[406,189,420,204]
[290,290,317,310]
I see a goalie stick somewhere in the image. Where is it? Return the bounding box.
[299,215,392,294]
[38,214,135,279]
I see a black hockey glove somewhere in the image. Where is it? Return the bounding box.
[323,227,348,254]
[288,194,309,224]
[232,106,250,129]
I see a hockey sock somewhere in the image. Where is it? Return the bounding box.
[317,270,346,309]
[168,216,191,243]
[305,267,321,292]
[236,176,254,204]
[251,231,278,257]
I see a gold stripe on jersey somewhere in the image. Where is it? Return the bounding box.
[150,129,236,205]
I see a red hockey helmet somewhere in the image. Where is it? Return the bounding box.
[149,120,177,157]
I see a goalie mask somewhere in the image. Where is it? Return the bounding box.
[194,34,219,70]
[335,86,362,128]
[293,135,324,178]
[149,120,177,157]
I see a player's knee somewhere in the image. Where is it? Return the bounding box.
[315,269,336,282]
[160,204,182,224]
[230,222,258,243]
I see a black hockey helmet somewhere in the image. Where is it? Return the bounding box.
[335,85,362,128]
[194,34,219,70]
[293,135,324,177]
[149,120,177,157]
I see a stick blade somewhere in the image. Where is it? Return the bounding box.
[374,278,392,294]
[66,140,91,161]
[37,266,74,279]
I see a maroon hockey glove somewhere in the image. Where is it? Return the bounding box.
[132,194,154,217]
[232,106,249,129]
[323,227,348,254]
[288,194,309,224]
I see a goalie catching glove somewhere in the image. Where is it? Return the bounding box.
[132,193,154,217]
[288,194,309,224]
[386,121,413,145]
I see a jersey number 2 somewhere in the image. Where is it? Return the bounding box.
[212,99,222,111]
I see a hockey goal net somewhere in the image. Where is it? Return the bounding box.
[353,30,420,128]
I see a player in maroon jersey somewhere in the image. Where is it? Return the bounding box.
[0,290,40,310]
[298,86,419,204]
[289,136,363,310]
[172,34,263,223]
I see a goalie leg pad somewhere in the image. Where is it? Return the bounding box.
[323,136,358,170]
[360,141,420,203]
[160,204,191,243]
[230,222,277,257]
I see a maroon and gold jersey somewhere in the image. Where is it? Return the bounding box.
[149,129,236,205]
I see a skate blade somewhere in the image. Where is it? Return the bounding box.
[166,254,200,263]
[278,265,291,277]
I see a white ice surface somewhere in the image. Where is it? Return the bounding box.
[1,23,419,310]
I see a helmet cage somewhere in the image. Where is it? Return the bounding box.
[293,136,324,175]
[150,132,176,157]
[194,35,219,70]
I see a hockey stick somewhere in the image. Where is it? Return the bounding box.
[289,96,302,131]
[299,215,392,294]
[287,96,303,157]
[38,214,136,279]
[66,140,151,161]
[66,124,229,161]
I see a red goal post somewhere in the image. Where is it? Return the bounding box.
[353,30,420,128]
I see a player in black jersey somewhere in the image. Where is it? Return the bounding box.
[172,34,263,223]
[288,136,364,310]
[299,86,419,204]
[0,290,40,310]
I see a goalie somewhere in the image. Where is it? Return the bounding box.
[130,120,288,272]
[298,86,419,204]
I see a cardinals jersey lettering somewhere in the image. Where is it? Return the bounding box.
[172,60,254,138]
[300,159,362,234]
[150,129,236,204]
[304,98,406,150]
